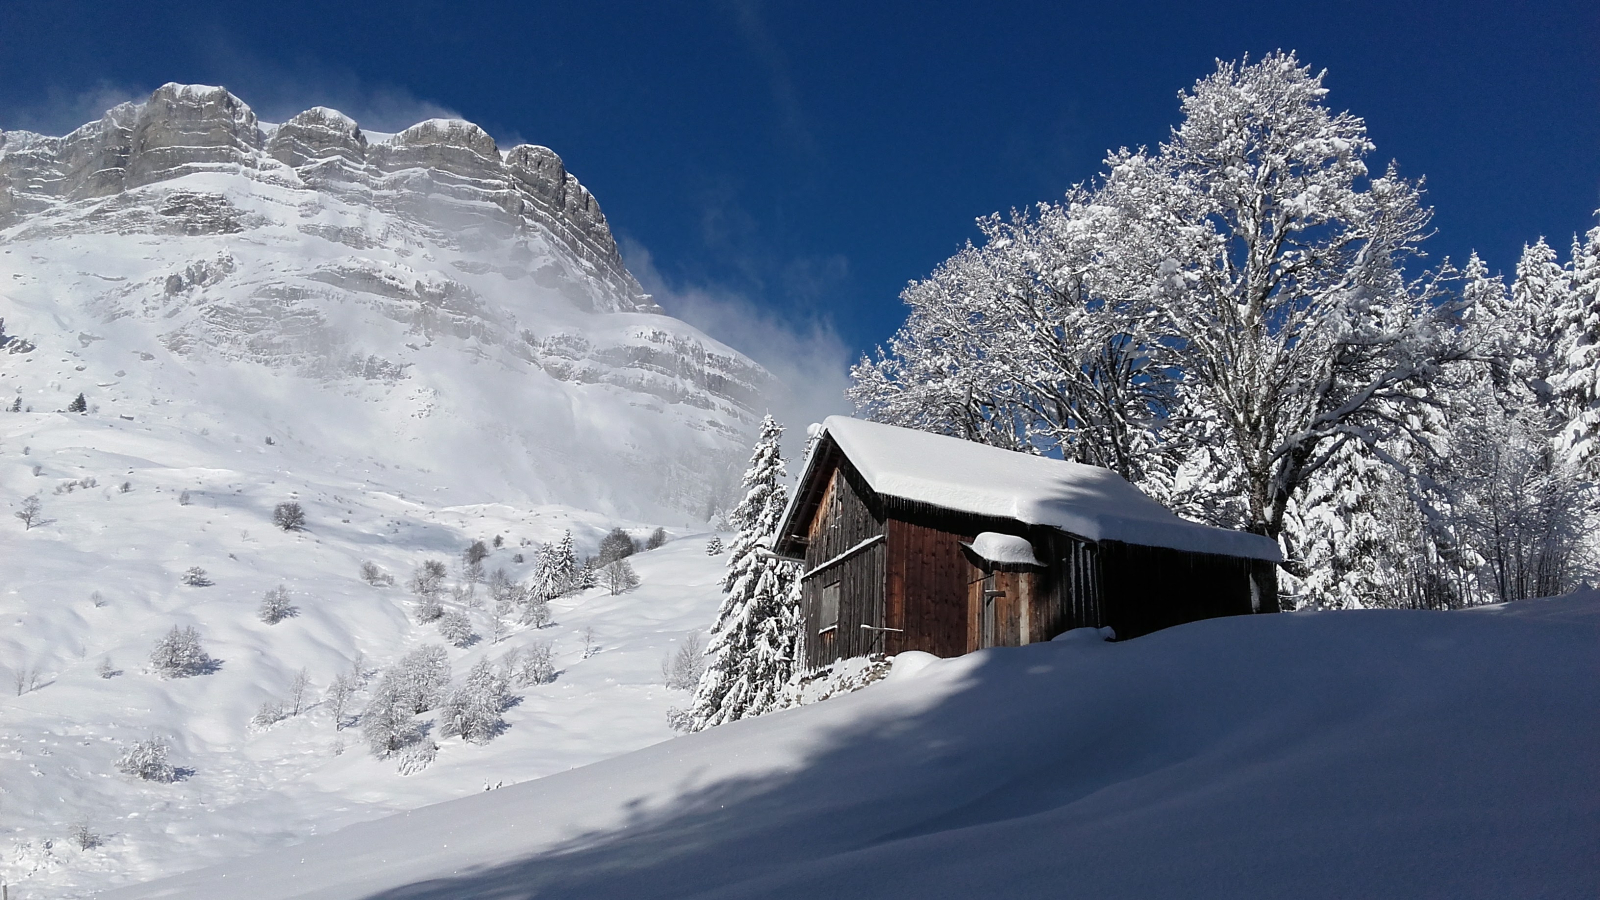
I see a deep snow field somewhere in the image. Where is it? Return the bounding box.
[0,395,729,898]
[108,592,1599,900]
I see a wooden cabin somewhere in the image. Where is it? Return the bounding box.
[773,417,1282,670]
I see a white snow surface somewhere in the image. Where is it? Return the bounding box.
[104,593,1599,899]
[965,531,1042,567]
[819,416,1283,560]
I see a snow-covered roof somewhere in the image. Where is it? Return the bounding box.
[966,532,1043,567]
[800,416,1281,562]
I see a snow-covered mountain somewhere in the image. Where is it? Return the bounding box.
[0,82,768,519]
[0,84,774,898]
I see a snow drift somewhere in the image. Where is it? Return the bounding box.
[107,594,1599,899]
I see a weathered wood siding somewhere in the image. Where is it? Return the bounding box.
[800,460,886,669]
[883,518,976,658]
[1095,540,1268,640]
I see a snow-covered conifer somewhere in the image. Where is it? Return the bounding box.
[684,416,803,731]
[705,535,723,555]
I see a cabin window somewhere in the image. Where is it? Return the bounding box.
[819,581,840,633]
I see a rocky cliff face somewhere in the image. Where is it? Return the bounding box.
[0,84,764,517]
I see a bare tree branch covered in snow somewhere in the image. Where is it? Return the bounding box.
[15,493,45,529]
[603,559,640,595]
[149,625,215,677]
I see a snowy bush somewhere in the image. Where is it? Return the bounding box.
[68,821,101,851]
[116,737,176,782]
[440,658,511,744]
[181,566,212,587]
[507,643,556,686]
[646,527,668,550]
[705,536,724,555]
[662,634,704,690]
[96,657,117,679]
[437,610,476,648]
[463,540,490,567]
[257,585,296,624]
[359,560,394,586]
[149,625,213,677]
[409,559,447,621]
[413,595,444,623]
[603,559,640,595]
[272,501,306,531]
[395,739,438,775]
[178,489,192,506]
[518,592,551,628]
[250,700,289,731]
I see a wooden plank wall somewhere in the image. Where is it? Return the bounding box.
[801,460,886,669]
[1095,541,1259,640]
[885,518,975,658]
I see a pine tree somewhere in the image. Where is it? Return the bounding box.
[1555,226,1600,475]
[67,392,87,413]
[684,416,803,731]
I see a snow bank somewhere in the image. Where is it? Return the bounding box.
[819,417,1283,561]
[106,596,1599,899]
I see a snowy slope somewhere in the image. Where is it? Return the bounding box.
[103,594,1599,900]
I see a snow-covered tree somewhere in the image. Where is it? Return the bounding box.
[603,559,640,595]
[258,585,296,624]
[1554,226,1600,475]
[439,658,510,744]
[14,493,43,529]
[437,610,476,648]
[683,416,803,731]
[116,737,176,782]
[149,625,213,677]
[705,535,724,555]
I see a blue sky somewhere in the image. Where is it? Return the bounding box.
[2,0,1596,419]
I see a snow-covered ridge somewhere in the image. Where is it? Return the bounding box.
[0,84,640,310]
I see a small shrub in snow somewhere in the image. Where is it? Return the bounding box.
[414,595,444,623]
[506,643,556,686]
[149,625,213,677]
[596,527,636,565]
[258,585,296,624]
[440,658,511,744]
[512,552,525,564]
[603,559,640,595]
[14,493,44,529]
[67,392,88,413]
[463,540,490,567]
[437,610,476,648]
[646,527,668,550]
[359,561,394,586]
[705,536,724,555]
[181,566,212,587]
[250,700,289,731]
[69,821,102,851]
[96,657,118,679]
[582,626,600,659]
[120,480,132,493]
[272,501,305,531]
[662,634,704,690]
[12,663,42,695]
[91,590,106,607]
[178,489,192,506]
[116,737,176,782]
[395,739,438,775]
[492,534,504,548]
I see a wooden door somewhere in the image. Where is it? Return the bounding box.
[970,570,1022,649]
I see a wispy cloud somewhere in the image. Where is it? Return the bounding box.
[725,0,820,160]
[622,237,854,462]
[1,80,152,135]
